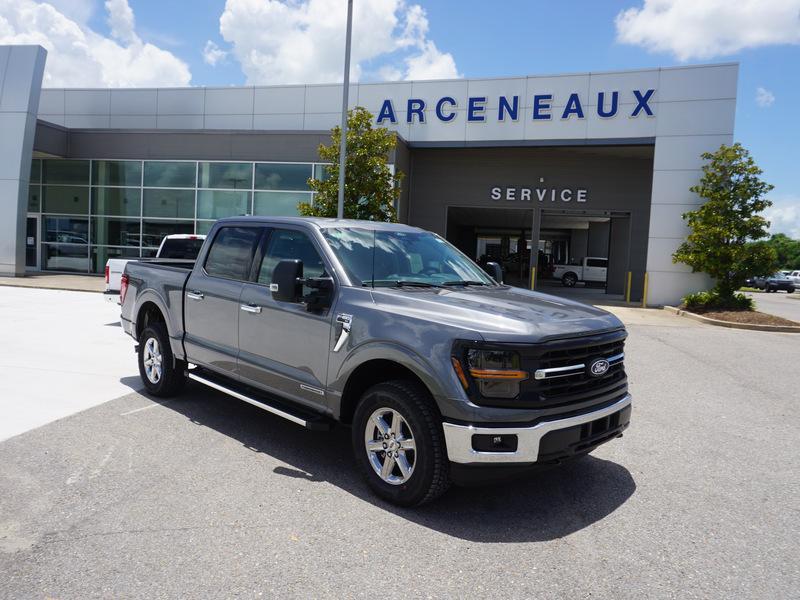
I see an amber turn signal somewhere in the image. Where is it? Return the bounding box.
[451,357,470,390]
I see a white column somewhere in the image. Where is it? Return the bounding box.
[0,45,47,276]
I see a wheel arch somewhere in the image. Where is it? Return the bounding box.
[337,355,445,426]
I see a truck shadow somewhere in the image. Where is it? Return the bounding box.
[157,381,636,544]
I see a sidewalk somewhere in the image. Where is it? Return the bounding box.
[0,273,105,293]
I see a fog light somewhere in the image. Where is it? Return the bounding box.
[472,434,518,452]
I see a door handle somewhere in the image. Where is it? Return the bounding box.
[187,291,204,300]
[240,304,262,314]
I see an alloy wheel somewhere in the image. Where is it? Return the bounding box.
[364,407,417,485]
[142,337,163,384]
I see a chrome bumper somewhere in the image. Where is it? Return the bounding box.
[442,394,632,464]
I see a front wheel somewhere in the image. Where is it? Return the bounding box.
[138,323,186,397]
[352,380,450,506]
[788,288,795,294]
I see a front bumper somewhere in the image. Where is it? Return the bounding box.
[442,394,631,464]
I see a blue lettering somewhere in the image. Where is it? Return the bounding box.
[435,96,457,122]
[597,91,618,118]
[467,97,487,122]
[498,95,518,121]
[561,93,584,119]
[376,99,397,124]
[407,98,425,123]
[533,94,552,120]
[631,89,655,117]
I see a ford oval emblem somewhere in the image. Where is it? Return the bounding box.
[589,358,610,377]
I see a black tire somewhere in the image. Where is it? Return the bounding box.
[138,323,187,397]
[352,380,450,506]
[562,272,578,287]
[788,288,795,294]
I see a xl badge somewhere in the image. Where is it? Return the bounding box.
[588,358,610,377]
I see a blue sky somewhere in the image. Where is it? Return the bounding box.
[2,0,798,235]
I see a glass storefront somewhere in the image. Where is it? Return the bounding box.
[27,158,332,274]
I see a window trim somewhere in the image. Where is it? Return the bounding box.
[201,224,266,283]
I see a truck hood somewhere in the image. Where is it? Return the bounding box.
[369,285,624,342]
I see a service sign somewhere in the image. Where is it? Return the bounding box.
[489,185,589,204]
[376,89,656,124]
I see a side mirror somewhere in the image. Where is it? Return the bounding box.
[271,259,303,302]
[304,276,334,311]
[484,261,503,284]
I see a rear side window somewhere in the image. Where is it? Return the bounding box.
[587,258,608,268]
[204,227,261,280]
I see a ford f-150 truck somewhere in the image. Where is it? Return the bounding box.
[120,217,631,506]
[552,257,608,287]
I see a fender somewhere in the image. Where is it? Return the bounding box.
[330,340,464,417]
[132,287,186,361]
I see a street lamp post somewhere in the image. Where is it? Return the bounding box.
[337,0,354,219]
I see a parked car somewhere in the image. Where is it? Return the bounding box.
[787,270,800,286]
[120,217,631,506]
[105,234,205,293]
[552,257,608,287]
[754,272,796,293]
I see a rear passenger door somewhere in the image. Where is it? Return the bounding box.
[183,225,263,378]
[238,227,335,412]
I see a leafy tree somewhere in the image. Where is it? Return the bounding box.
[299,107,402,221]
[673,143,777,303]
[763,233,800,269]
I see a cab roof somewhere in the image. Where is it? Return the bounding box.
[216,215,423,233]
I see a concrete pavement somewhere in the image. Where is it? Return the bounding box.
[1,290,798,598]
[0,287,140,441]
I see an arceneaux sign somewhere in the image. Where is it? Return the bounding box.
[490,185,588,203]
[376,89,655,124]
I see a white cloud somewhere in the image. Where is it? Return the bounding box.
[755,86,775,108]
[0,0,191,87]
[615,0,800,61]
[218,0,460,85]
[766,199,800,239]
[203,40,227,66]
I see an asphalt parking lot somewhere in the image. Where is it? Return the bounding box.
[745,290,800,322]
[1,288,799,598]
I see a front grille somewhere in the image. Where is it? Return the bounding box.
[519,330,628,408]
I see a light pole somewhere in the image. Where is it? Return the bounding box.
[337,0,354,219]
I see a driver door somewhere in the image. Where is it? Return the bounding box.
[237,227,335,412]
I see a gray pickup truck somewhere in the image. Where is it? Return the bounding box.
[120,216,631,506]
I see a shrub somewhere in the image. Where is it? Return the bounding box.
[682,291,754,311]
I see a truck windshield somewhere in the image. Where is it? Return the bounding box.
[323,228,496,288]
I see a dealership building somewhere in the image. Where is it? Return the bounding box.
[0,44,738,305]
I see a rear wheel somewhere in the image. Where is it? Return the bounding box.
[138,323,186,397]
[352,380,450,506]
[562,272,578,287]
[788,288,795,294]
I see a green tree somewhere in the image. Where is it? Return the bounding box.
[673,143,777,303]
[299,107,402,221]
[763,233,800,269]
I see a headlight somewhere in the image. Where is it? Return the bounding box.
[463,348,528,398]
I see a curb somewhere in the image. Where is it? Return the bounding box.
[0,282,104,294]
[663,306,800,333]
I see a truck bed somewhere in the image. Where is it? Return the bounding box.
[120,260,196,360]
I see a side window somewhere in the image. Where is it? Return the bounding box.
[587,258,607,268]
[204,226,261,280]
[258,229,326,287]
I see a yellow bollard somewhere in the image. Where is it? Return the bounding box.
[625,271,632,303]
[642,272,649,308]
[530,267,536,290]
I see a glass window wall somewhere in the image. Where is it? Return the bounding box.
[33,159,353,274]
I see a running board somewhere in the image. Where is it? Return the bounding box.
[187,371,331,431]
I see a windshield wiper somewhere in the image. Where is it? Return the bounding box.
[363,280,441,288]
[441,280,490,287]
